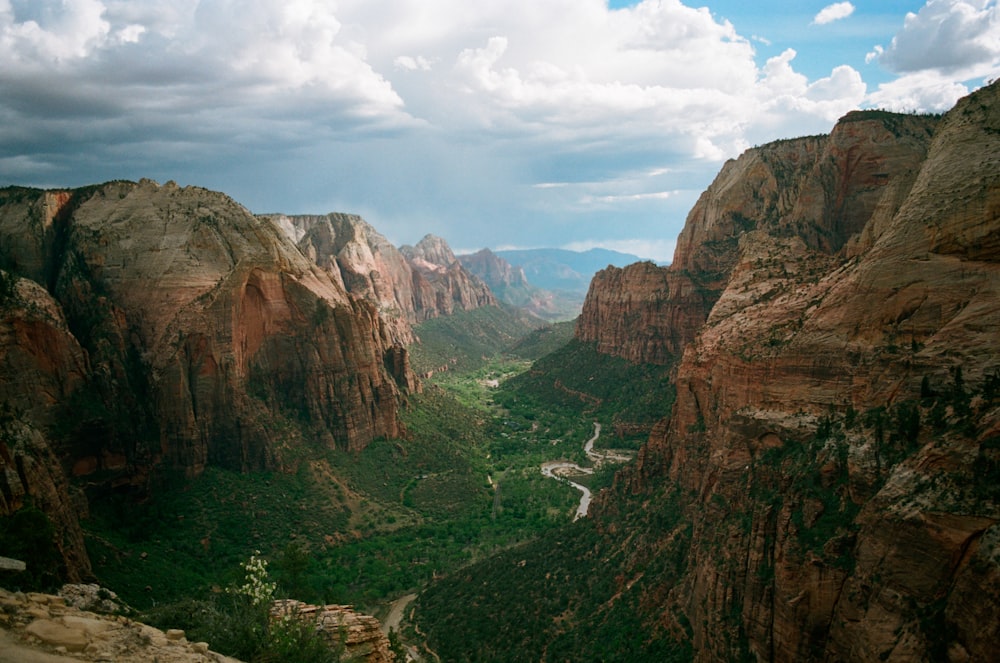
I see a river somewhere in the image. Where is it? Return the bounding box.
[541,422,627,521]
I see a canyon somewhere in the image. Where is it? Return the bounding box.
[1,182,488,581]
[0,77,998,663]
[578,83,1000,660]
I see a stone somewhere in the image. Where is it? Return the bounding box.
[24,618,88,652]
[583,81,1000,661]
[0,557,26,571]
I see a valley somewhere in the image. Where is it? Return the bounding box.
[1,81,999,662]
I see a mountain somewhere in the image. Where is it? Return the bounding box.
[587,88,1000,660]
[494,247,644,294]
[265,215,496,345]
[415,83,1000,661]
[457,248,580,321]
[0,180,415,580]
[399,235,497,320]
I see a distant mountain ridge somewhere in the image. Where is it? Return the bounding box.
[493,247,645,294]
[457,246,645,321]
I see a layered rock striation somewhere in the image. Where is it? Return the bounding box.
[587,84,1000,660]
[459,248,580,321]
[0,181,416,578]
[269,215,496,345]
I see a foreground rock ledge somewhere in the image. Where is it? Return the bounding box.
[0,587,240,663]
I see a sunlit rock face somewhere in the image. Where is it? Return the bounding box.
[588,82,1000,661]
[269,214,496,346]
[0,180,416,578]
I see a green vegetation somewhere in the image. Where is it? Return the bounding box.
[498,338,675,446]
[77,300,680,659]
[84,384,585,612]
[144,553,337,663]
[0,502,64,592]
[408,305,544,374]
[414,483,694,662]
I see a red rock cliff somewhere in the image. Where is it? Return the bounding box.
[590,84,1000,661]
[269,216,497,346]
[0,180,416,577]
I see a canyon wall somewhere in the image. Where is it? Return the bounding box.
[0,181,416,579]
[269,214,496,345]
[589,84,1000,660]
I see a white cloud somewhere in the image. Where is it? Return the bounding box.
[394,55,434,71]
[866,72,972,112]
[758,50,867,123]
[0,0,110,62]
[581,191,676,204]
[4,0,940,262]
[875,0,1000,77]
[865,0,999,112]
[813,2,856,26]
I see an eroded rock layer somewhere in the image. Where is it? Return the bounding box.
[0,181,415,579]
[588,84,1000,660]
[269,215,496,345]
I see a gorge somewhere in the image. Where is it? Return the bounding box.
[1,81,998,663]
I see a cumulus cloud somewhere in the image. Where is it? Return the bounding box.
[864,1,999,112]
[874,0,1000,77]
[866,72,973,112]
[1,0,959,259]
[813,2,856,25]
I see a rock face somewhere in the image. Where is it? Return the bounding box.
[0,181,415,579]
[400,234,497,319]
[459,248,578,321]
[577,110,939,367]
[587,84,1000,660]
[273,600,396,663]
[0,586,242,662]
[576,261,708,365]
[270,216,496,345]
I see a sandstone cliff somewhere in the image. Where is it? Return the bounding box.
[577,110,938,367]
[269,216,496,343]
[400,234,497,318]
[0,181,415,579]
[459,248,579,322]
[588,84,1000,660]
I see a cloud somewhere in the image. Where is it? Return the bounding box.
[873,0,1000,77]
[865,0,999,111]
[812,2,856,25]
[0,0,945,262]
[866,72,972,112]
[581,191,676,204]
[758,49,866,123]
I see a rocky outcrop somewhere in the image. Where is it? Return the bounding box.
[401,235,496,318]
[587,84,1000,660]
[576,261,707,365]
[579,110,939,368]
[0,181,416,579]
[270,216,496,344]
[0,586,242,662]
[273,600,396,663]
[459,248,578,321]
[0,274,91,582]
[267,213,419,345]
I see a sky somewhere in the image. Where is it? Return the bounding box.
[1,1,998,263]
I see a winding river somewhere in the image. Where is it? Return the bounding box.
[541,422,627,521]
